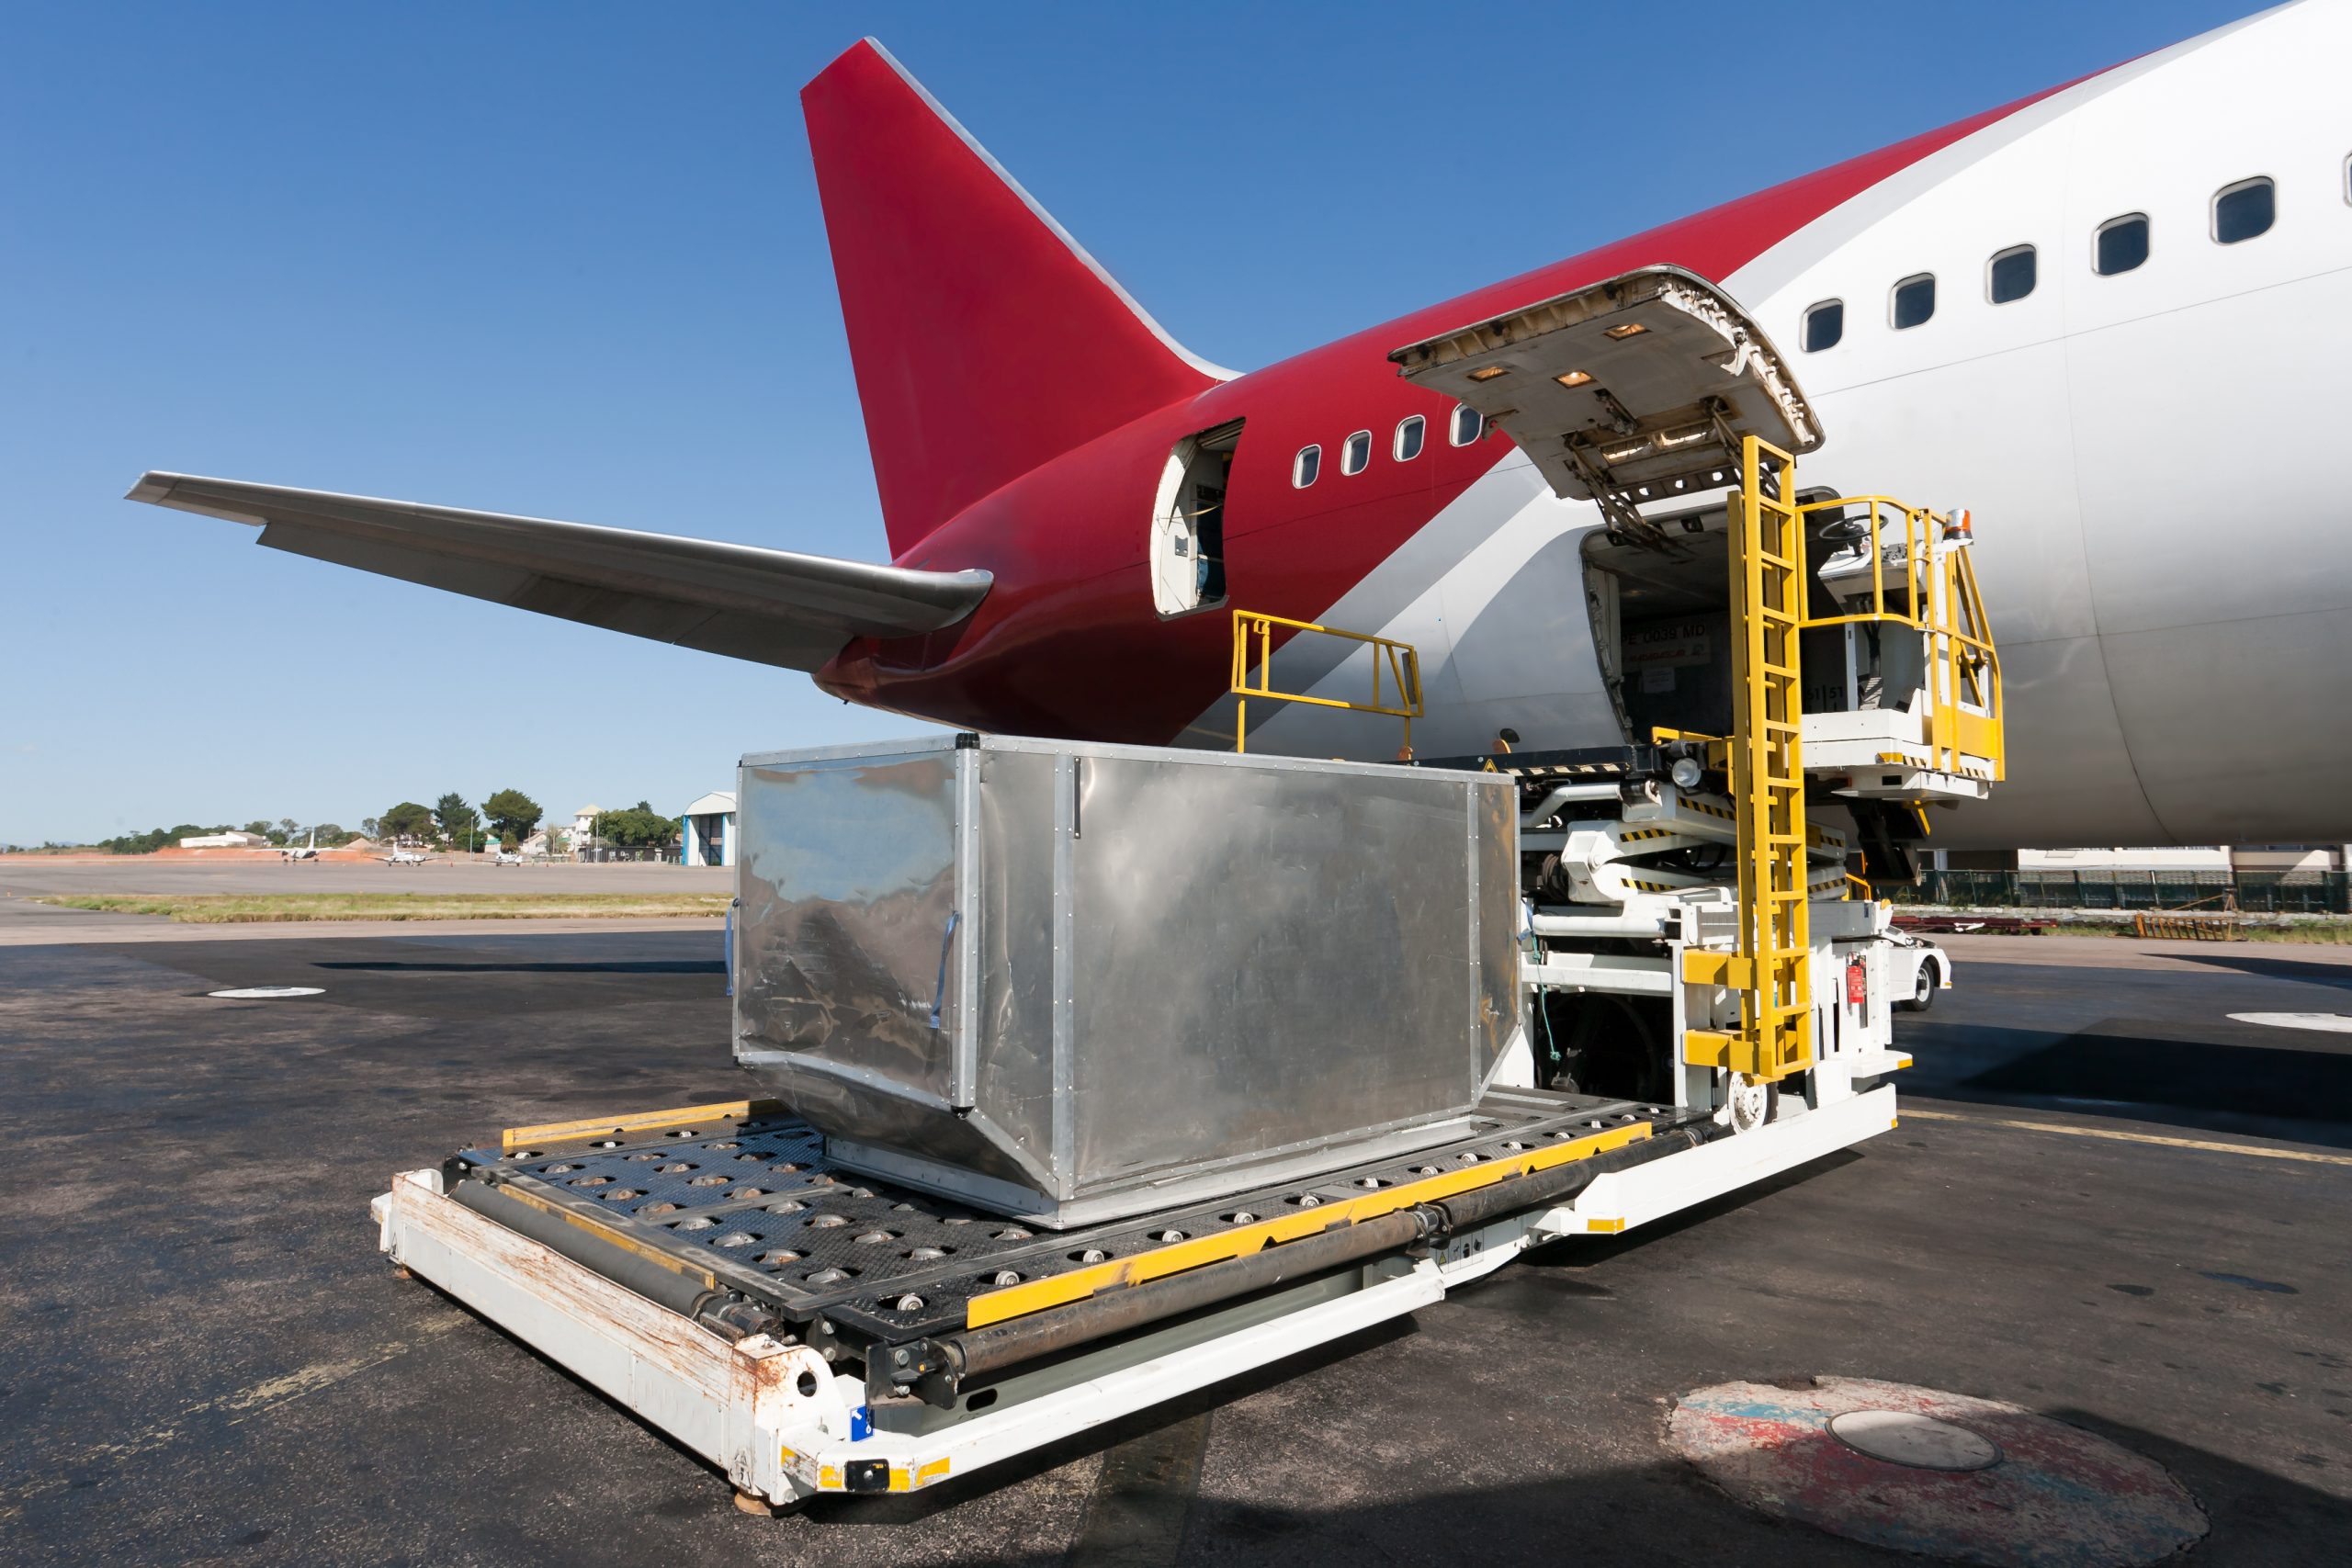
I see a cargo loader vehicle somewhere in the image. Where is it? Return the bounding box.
[374,270,2002,1510]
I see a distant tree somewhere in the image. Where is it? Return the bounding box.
[434,793,479,849]
[481,788,542,850]
[379,801,436,845]
[102,822,221,854]
[359,818,380,840]
[243,820,271,838]
[598,803,681,849]
[311,823,352,847]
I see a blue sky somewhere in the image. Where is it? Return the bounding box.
[0,0,2255,844]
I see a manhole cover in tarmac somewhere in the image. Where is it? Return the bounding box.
[1826,1409,2002,1472]
[2229,1010,2352,1033]
[1669,1377,2206,1566]
[207,987,324,999]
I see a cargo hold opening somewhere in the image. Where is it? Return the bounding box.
[1582,489,1850,746]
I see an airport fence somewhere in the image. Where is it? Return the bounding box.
[574,846,684,864]
[1883,868,2352,915]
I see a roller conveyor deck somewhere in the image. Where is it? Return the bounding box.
[381,1082,1899,1505]
[450,1087,1695,1358]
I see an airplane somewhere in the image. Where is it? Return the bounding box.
[381,848,430,866]
[277,828,322,862]
[129,2,2352,852]
[491,849,528,866]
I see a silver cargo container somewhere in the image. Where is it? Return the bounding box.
[732,735,1523,1228]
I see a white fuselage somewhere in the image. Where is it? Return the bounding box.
[1236,1,2351,848]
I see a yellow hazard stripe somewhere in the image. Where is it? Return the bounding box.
[964,1120,1653,1329]
[502,1099,784,1153]
[490,1183,719,1289]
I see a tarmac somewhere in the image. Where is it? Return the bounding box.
[1,890,2346,1564]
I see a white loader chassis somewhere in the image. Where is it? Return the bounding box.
[375,1085,1899,1505]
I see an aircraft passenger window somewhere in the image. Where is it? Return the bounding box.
[1890,274,1935,330]
[2095,213,2149,275]
[1987,245,2036,304]
[1802,299,1842,352]
[1394,415,1425,461]
[2212,177,2275,243]
[1293,445,1320,488]
[1450,404,1483,446]
[1341,430,1372,476]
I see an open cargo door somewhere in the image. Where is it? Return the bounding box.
[1388,266,1821,548]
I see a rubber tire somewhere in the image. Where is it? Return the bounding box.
[1900,959,1937,1012]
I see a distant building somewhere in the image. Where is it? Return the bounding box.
[178,830,269,849]
[2018,847,2232,872]
[682,792,737,868]
[1959,846,2352,874]
[571,805,601,858]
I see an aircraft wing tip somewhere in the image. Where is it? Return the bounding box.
[125,472,269,527]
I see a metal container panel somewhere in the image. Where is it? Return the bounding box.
[1476,779,1522,1089]
[1065,752,1485,1189]
[732,747,999,1175]
[733,735,1524,1225]
[970,746,1058,1181]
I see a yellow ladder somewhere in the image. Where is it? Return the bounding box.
[1684,435,1814,1083]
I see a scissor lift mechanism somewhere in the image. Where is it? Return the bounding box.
[373,267,2000,1511]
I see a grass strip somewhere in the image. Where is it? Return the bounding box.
[36,893,729,924]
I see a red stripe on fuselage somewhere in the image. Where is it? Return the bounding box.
[818,77,2078,742]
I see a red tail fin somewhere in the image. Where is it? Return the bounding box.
[803,41,1227,558]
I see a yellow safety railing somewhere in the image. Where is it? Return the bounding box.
[1229,609,1422,754]
[1796,495,2005,782]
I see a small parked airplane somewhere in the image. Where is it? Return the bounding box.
[380,848,430,866]
[277,829,321,862]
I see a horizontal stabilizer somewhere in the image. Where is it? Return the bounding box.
[128,473,990,671]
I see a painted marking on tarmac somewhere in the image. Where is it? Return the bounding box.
[1902,1108,2352,1166]
[0,1314,463,1518]
[1670,1376,2207,1566]
[2228,1010,2352,1033]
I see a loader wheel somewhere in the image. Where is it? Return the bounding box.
[1900,959,1938,1012]
[1727,1073,1779,1134]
